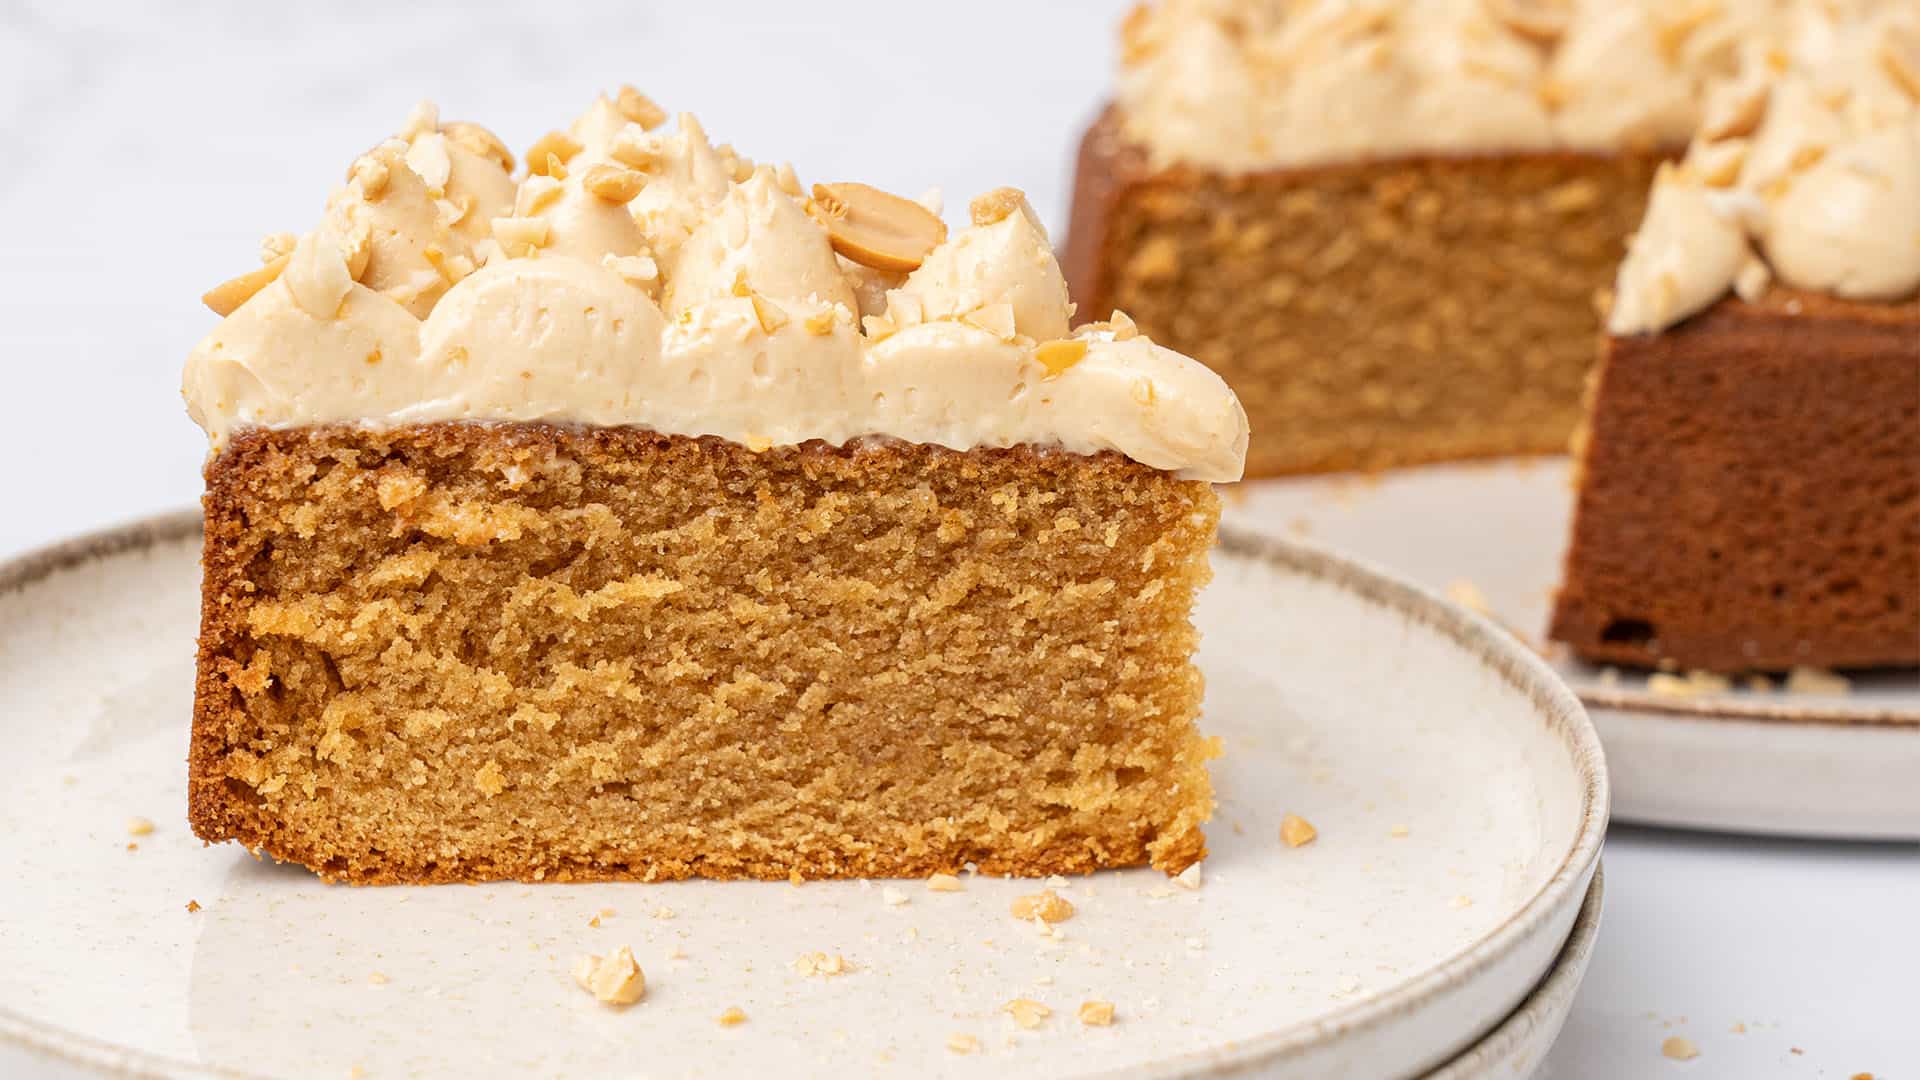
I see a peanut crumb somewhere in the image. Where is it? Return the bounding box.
[1078,1000,1116,1027]
[203,255,291,316]
[1661,1035,1700,1061]
[1173,862,1202,890]
[802,308,838,336]
[717,1006,748,1027]
[1033,339,1089,378]
[1647,670,1732,699]
[525,131,582,176]
[926,872,964,892]
[581,163,646,203]
[946,1033,979,1054]
[881,885,909,907]
[969,186,1027,226]
[368,972,389,986]
[491,217,550,258]
[572,946,646,1006]
[749,293,790,335]
[126,816,155,837]
[1004,998,1051,1029]
[1281,813,1318,848]
[1010,889,1075,923]
[614,86,669,130]
[793,952,852,977]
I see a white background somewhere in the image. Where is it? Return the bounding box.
[1,2,1914,1077]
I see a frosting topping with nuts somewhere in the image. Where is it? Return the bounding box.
[183,91,1249,482]
[1114,0,1896,172]
[1608,7,1920,333]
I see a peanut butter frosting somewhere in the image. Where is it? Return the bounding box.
[1609,6,1920,333]
[1113,0,1899,172]
[183,93,1249,482]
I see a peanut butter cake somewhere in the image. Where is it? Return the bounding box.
[182,92,1249,884]
[1065,0,1861,477]
[1552,10,1920,671]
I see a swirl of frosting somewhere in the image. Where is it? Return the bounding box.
[182,94,1250,483]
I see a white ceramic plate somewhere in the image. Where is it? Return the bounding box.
[0,512,1605,1079]
[1225,460,1920,840]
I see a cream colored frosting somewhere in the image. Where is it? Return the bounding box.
[1608,8,1920,333]
[184,94,1249,482]
[1114,0,1908,171]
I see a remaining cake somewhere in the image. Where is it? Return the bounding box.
[182,92,1248,884]
[1065,0,1827,477]
[1551,12,1920,671]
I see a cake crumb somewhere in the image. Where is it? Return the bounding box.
[1010,889,1075,923]
[1450,895,1474,909]
[1647,670,1732,699]
[1078,1000,1116,1027]
[126,842,139,851]
[1661,1035,1700,1061]
[793,952,852,977]
[651,906,675,920]
[186,899,202,913]
[881,886,910,907]
[588,915,600,927]
[572,946,646,1006]
[127,816,155,837]
[1742,674,1774,693]
[1389,824,1411,838]
[947,1033,978,1054]
[1281,814,1318,848]
[1785,666,1852,696]
[368,972,389,985]
[717,1006,748,1026]
[1004,998,1052,1029]
[926,872,964,892]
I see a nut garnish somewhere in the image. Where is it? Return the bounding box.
[1004,998,1052,1029]
[807,182,948,272]
[1281,813,1317,848]
[442,121,515,172]
[1078,1000,1116,1027]
[603,253,660,289]
[516,175,564,218]
[1483,0,1570,44]
[581,163,647,202]
[525,131,583,177]
[749,293,790,335]
[1009,889,1075,923]
[802,308,838,335]
[260,232,297,263]
[1033,339,1089,378]
[614,85,668,130]
[492,217,550,258]
[571,946,646,1006]
[969,186,1027,227]
[348,153,391,199]
[203,255,289,316]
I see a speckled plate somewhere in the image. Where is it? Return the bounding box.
[1225,460,1920,841]
[0,510,1605,1079]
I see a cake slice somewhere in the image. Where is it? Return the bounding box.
[1551,13,1920,671]
[182,93,1248,884]
[1064,0,1823,477]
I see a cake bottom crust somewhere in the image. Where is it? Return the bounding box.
[191,424,1221,884]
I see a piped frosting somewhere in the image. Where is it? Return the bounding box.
[1608,6,1920,332]
[183,92,1249,482]
[1113,0,1897,173]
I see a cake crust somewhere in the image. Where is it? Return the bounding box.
[1550,290,1920,671]
[191,424,1221,884]
[1065,105,1666,477]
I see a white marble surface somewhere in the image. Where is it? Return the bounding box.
[0,2,1913,1077]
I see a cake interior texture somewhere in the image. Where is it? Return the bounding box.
[1550,291,1920,672]
[191,423,1222,884]
[1065,108,1664,477]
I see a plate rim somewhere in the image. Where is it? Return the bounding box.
[1420,862,1605,1080]
[1571,679,1919,728]
[0,512,1610,1080]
